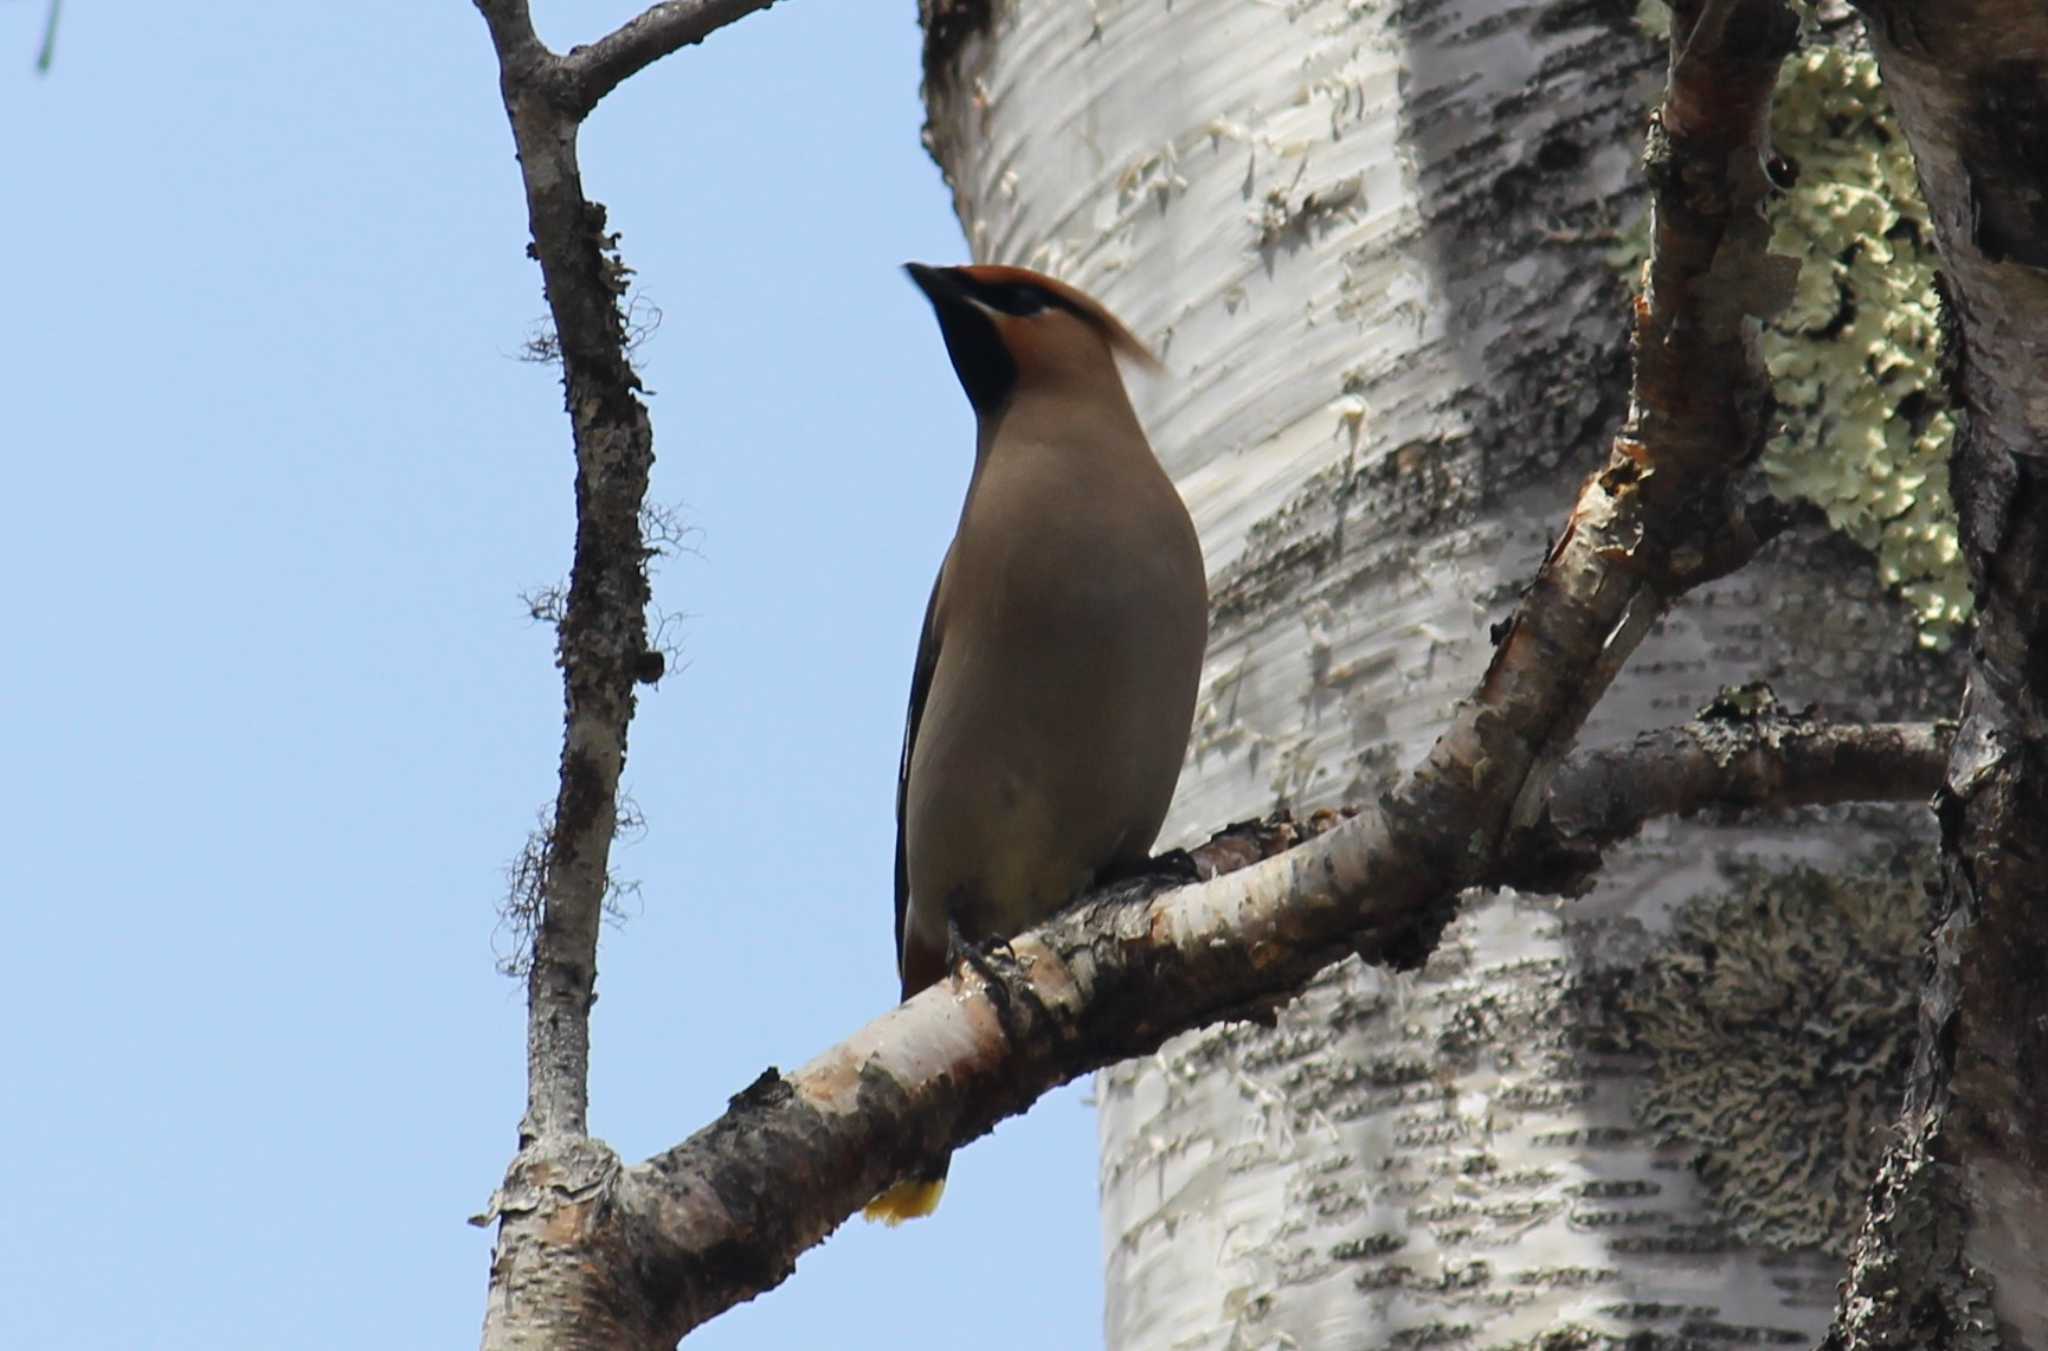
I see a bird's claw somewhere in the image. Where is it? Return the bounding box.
[1147,847,1203,885]
[946,918,1028,1047]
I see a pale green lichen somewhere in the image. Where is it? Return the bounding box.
[1632,0,1670,42]
[1606,34,1967,648]
[1761,47,1967,648]
[1621,856,1932,1255]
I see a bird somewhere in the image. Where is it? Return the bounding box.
[864,263,1209,1224]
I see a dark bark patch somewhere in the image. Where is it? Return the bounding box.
[918,0,997,94]
[1961,61,2048,269]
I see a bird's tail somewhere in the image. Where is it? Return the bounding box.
[862,1158,950,1225]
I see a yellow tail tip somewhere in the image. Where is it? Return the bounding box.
[862,1179,946,1226]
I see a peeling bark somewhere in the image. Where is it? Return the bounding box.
[475,718,1942,1345]
[458,0,2036,1344]
[1826,4,2048,1346]
[919,1,1962,1347]
[458,12,1955,1304]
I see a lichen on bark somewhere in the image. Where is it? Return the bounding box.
[1606,34,1966,650]
[1619,854,1933,1254]
[1759,46,1965,649]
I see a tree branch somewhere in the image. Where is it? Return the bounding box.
[472,0,783,1172]
[472,0,673,1342]
[477,26,654,1152]
[462,0,828,1342]
[1556,716,1945,840]
[492,712,1940,1341]
[472,0,546,76]
[1389,0,1802,880]
[562,1,783,117]
[1502,701,1949,894]
[470,3,1814,1344]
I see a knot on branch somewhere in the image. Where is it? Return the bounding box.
[471,1134,624,1230]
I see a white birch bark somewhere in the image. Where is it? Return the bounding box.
[922,1,1954,1347]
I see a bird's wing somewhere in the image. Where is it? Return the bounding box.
[894,558,947,967]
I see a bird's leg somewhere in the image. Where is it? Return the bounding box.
[945,915,1015,982]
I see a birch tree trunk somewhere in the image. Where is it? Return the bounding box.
[921,2,1960,1346]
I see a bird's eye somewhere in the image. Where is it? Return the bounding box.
[996,286,1047,317]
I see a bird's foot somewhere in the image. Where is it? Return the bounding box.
[946,918,1028,1047]
[946,917,1017,979]
[951,919,1017,962]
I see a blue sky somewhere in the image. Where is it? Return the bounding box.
[2,3,1106,1346]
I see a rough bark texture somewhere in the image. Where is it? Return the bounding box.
[457,0,2029,1344]
[916,2,1963,1348]
[561,0,782,115]
[1825,4,2048,1347]
[472,1,671,1345]
[473,1,659,1150]
[1517,706,1945,887]
[476,720,1941,1345]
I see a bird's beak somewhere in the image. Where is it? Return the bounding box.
[906,261,999,331]
[904,262,963,307]
[903,262,1012,415]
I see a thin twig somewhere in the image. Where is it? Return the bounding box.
[563,0,783,117]
[470,0,797,1340]
[471,0,663,1148]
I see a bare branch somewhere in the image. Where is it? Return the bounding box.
[1553,717,1945,838]
[1503,700,1949,894]
[493,818,551,980]
[33,0,60,73]
[520,581,568,626]
[472,0,664,1161]
[491,713,1941,1341]
[470,0,739,1336]
[471,2,1814,1342]
[471,0,546,75]
[1387,0,1801,879]
[519,323,561,366]
[562,1,783,117]
[518,294,655,367]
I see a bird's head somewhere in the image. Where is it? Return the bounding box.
[904,262,1158,416]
